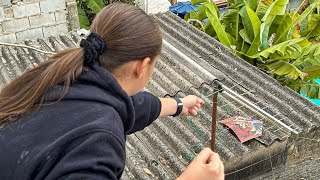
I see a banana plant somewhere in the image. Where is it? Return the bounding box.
[77,0,135,29]
[185,0,320,99]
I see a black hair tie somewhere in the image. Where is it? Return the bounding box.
[80,32,106,66]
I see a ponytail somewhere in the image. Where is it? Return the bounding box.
[0,48,84,125]
[0,3,162,127]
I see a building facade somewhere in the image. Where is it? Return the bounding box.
[0,0,79,43]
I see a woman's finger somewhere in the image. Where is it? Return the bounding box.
[208,153,221,165]
[192,106,199,112]
[188,109,197,116]
[196,103,201,108]
[208,153,223,174]
[196,148,214,164]
[198,98,205,105]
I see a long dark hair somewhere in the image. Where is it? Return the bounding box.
[0,3,163,126]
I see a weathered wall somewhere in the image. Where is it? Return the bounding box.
[0,0,79,43]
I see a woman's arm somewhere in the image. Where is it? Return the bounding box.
[159,95,205,117]
[128,93,204,134]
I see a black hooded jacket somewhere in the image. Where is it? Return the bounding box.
[0,63,162,180]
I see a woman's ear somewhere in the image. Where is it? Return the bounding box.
[134,57,151,78]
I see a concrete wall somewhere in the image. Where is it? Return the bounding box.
[0,0,79,43]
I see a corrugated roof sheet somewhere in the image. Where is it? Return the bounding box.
[0,12,319,179]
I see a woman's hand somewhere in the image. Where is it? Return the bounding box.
[177,148,224,180]
[180,95,205,116]
[159,95,204,117]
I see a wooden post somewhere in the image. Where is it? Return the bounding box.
[211,80,222,152]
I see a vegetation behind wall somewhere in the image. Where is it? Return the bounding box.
[77,0,135,29]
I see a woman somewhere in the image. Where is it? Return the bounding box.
[0,3,224,180]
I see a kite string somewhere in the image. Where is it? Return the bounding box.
[185,82,268,161]
[185,88,206,161]
[184,80,295,161]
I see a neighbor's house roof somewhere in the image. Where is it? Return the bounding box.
[0,12,319,179]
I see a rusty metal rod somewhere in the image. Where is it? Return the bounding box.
[211,80,223,152]
[211,92,218,151]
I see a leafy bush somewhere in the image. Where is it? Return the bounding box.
[185,0,320,99]
[77,0,136,29]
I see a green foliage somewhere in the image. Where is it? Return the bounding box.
[186,0,320,99]
[77,0,135,29]
[78,4,90,29]
[205,3,231,47]
[260,0,289,49]
[301,14,320,39]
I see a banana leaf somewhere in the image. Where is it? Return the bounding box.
[266,59,302,80]
[301,14,320,39]
[274,2,319,44]
[301,84,320,99]
[191,0,207,6]
[269,49,300,60]
[297,58,317,69]
[288,81,320,99]
[195,4,208,21]
[184,13,190,21]
[239,39,251,55]
[189,10,199,19]
[302,65,320,81]
[227,32,237,46]
[260,0,289,49]
[83,0,105,13]
[256,38,310,58]
[206,4,231,48]
[256,0,273,19]
[295,43,320,65]
[245,34,262,56]
[239,29,252,43]
[239,5,261,42]
[205,2,220,18]
[271,14,285,25]
[247,0,258,11]
[273,14,293,41]
[77,5,90,29]
[307,23,320,39]
[227,0,244,7]
[301,14,320,35]
[204,21,216,36]
[222,9,240,41]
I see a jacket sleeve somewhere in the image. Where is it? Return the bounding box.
[127,91,162,134]
[44,131,126,180]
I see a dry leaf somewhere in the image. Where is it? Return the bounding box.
[158,156,169,166]
[293,23,301,38]
[268,33,276,47]
[32,63,38,68]
[143,168,152,176]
